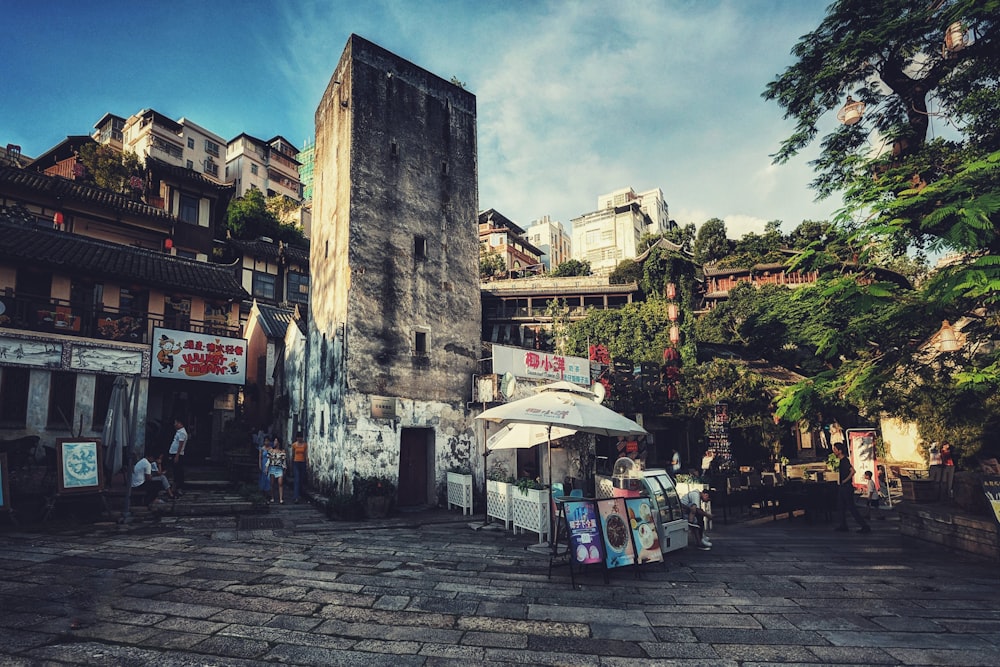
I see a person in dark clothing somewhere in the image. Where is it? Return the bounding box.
[833,442,870,533]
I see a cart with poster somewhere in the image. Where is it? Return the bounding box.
[596,461,689,555]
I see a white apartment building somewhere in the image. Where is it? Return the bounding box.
[524,215,572,271]
[571,203,649,276]
[225,133,302,203]
[102,109,228,184]
[598,186,670,234]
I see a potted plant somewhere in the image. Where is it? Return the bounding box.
[353,475,395,519]
[446,464,473,515]
[486,461,515,528]
[512,477,549,543]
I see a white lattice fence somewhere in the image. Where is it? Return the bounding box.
[486,480,513,528]
[447,472,473,515]
[512,487,549,543]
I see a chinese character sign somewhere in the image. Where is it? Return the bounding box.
[565,500,604,565]
[492,343,590,385]
[152,327,247,385]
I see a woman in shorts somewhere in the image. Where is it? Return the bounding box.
[267,436,287,504]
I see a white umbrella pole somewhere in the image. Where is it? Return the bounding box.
[547,425,553,548]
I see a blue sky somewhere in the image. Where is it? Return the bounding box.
[2,1,840,239]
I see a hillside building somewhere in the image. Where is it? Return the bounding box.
[523,215,571,271]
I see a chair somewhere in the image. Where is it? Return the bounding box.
[570,489,584,498]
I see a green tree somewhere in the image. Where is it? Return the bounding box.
[763,0,1000,457]
[226,188,305,244]
[480,243,505,280]
[551,259,591,277]
[77,144,144,195]
[693,218,730,265]
[609,258,641,285]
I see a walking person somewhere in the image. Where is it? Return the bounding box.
[267,435,287,504]
[258,434,272,503]
[833,442,870,533]
[940,442,956,499]
[168,418,188,496]
[862,470,879,520]
[290,431,308,503]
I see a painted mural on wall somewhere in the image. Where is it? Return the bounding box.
[0,336,62,368]
[492,343,590,385]
[152,327,247,385]
[70,344,144,375]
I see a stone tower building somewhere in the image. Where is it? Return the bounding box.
[308,35,481,506]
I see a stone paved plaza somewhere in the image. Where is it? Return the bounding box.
[1,503,998,666]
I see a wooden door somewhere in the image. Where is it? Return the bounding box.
[397,428,429,507]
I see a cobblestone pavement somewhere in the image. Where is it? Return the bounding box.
[1,504,998,666]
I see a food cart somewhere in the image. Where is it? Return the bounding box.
[596,457,689,555]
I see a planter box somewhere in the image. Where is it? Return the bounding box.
[447,472,473,516]
[512,486,550,543]
[486,479,514,528]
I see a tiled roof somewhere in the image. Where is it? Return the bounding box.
[229,238,310,265]
[0,218,248,300]
[255,303,296,339]
[0,165,175,222]
[145,157,234,192]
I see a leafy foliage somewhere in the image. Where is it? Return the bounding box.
[551,259,591,277]
[764,0,1000,458]
[693,217,730,265]
[226,188,305,244]
[480,243,506,279]
[77,144,144,196]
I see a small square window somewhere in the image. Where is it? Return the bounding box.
[251,163,258,175]
[414,331,428,356]
[187,137,195,149]
[414,236,427,259]
[186,160,194,170]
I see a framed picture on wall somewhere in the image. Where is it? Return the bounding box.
[56,439,104,494]
[0,453,10,512]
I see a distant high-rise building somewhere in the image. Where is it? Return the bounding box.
[523,215,571,271]
[597,186,670,235]
[298,137,315,201]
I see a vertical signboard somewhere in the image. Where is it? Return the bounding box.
[597,497,636,569]
[847,428,878,489]
[624,497,663,564]
[983,477,1000,528]
[564,499,604,565]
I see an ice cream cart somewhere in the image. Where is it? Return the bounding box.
[596,458,689,554]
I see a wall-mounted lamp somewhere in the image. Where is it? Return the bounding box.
[837,96,866,126]
[943,21,971,54]
[53,211,64,226]
[937,320,960,352]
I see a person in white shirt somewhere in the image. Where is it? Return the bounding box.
[168,418,188,495]
[680,488,713,549]
[132,454,166,507]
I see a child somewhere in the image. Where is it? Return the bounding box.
[863,470,879,519]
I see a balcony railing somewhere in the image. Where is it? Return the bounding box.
[0,293,239,345]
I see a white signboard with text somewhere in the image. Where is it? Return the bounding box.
[492,343,590,386]
[152,327,246,385]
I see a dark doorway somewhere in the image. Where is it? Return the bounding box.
[397,427,431,507]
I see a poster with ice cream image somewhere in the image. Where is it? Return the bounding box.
[625,497,663,564]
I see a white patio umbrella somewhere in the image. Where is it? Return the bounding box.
[485,423,577,451]
[476,382,647,541]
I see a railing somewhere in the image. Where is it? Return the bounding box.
[0,294,239,344]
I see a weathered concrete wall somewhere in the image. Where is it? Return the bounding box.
[308,35,480,499]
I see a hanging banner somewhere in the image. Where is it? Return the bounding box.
[564,499,604,565]
[152,327,246,385]
[492,343,590,385]
[597,497,636,569]
[847,428,878,489]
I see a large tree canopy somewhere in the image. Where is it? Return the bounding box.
[764,0,1000,458]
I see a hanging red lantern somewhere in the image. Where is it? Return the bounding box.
[666,283,677,300]
[668,303,679,321]
[164,238,174,250]
[53,212,64,226]
[669,325,681,345]
[666,384,678,400]
[662,347,679,363]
